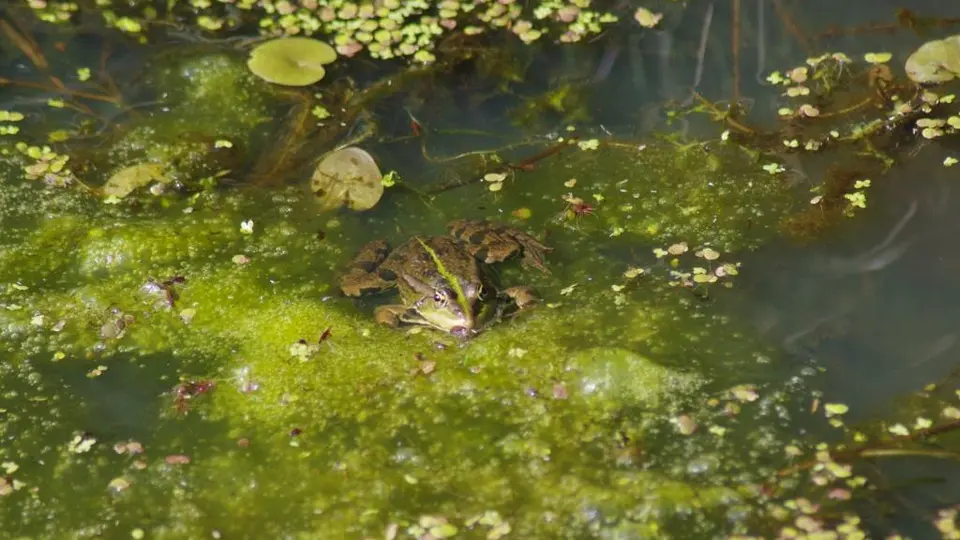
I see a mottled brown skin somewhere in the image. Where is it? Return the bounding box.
[339,220,551,337]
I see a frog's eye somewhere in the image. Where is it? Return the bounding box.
[433,290,447,306]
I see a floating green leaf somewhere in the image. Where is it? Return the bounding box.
[863,52,892,64]
[102,163,168,199]
[824,403,849,417]
[247,37,337,87]
[310,146,384,211]
[905,35,960,84]
[633,7,663,28]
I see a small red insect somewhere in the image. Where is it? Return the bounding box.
[561,194,595,219]
[172,379,215,414]
[319,326,332,343]
[558,194,598,229]
[570,200,594,217]
[404,108,422,137]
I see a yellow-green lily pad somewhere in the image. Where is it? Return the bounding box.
[102,163,168,199]
[247,37,337,87]
[905,35,960,84]
[310,146,384,211]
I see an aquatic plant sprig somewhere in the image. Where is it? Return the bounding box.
[24,0,626,65]
[842,179,870,216]
[14,141,78,187]
[675,46,950,248]
[731,372,960,538]
[0,16,125,115]
[656,243,739,286]
[613,242,743,300]
[688,49,923,155]
[0,109,25,136]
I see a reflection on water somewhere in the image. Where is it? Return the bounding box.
[739,149,960,404]
[594,1,960,529]
[578,0,960,402]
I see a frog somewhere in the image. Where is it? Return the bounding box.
[339,219,551,338]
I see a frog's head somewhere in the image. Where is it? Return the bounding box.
[403,275,493,338]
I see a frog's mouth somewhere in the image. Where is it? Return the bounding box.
[399,299,504,339]
[448,297,511,340]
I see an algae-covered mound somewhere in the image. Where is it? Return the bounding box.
[94,52,276,196]
[0,170,797,537]
[149,52,273,135]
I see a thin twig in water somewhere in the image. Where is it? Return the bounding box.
[425,138,575,195]
[99,42,122,100]
[772,0,811,55]
[777,418,960,479]
[420,137,534,164]
[755,0,769,85]
[682,0,714,107]
[731,0,742,109]
[0,18,48,71]
[0,78,120,104]
[692,92,756,134]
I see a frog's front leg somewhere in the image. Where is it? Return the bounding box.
[340,240,394,297]
[502,286,540,310]
[374,304,432,328]
[373,304,408,327]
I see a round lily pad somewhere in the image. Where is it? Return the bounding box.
[311,146,384,211]
[905,35,960,84]
[247,37,337,87]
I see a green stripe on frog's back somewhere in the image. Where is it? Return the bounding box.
[415,236,472,318]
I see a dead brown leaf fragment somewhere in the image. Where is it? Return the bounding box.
[165,454,191,465]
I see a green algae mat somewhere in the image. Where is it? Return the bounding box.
[0,134,799,537]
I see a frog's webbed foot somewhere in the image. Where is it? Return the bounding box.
[510,233,552,273]
[340,240,393,297]
[448,219,553,272]
[502,286,540,310]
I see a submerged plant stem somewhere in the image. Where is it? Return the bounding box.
[0,77,120,104]
[0,17,48,71]
[693,92,756,134]
[860,448,960,460]
[425,138,575,195]
[772,0,810,55]
[777,418,960,479]
[731,0,741,108]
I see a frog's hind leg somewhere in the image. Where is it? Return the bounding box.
[509,233,552,273]
[448,220,553,272]
[340,240,393,297]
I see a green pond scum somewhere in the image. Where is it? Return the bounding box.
[4,0,960,538]
[0,134,794,537]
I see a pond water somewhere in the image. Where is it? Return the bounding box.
[3,0,960,538]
